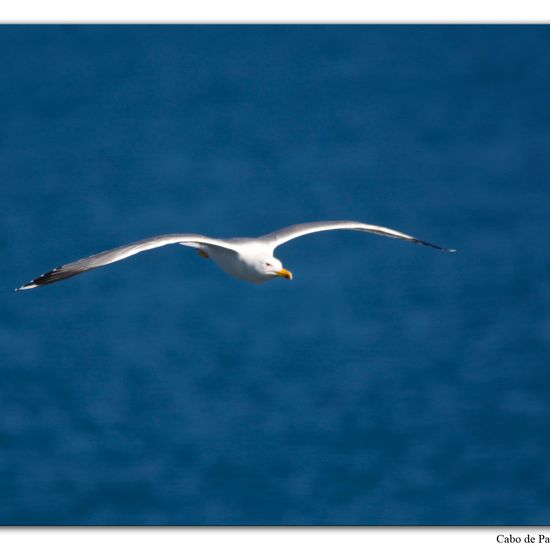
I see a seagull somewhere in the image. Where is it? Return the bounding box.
[16,220,455,291]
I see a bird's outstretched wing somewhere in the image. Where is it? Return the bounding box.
[260,220,456,252]
[16,234,238,290]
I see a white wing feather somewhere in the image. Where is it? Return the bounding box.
[16,234,238,290]
[260,220,455,252]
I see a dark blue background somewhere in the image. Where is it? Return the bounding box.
[2,25,550,525]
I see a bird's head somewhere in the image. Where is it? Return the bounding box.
[261,256,292,280]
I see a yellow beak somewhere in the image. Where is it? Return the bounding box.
[276,268,293,280]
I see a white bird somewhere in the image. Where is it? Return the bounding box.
[16,220,455,291]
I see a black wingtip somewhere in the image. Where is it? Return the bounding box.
[15,265,68,292]
[15,282,38,291]
[412,239,456,252]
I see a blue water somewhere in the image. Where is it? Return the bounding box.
[1,25,550,525]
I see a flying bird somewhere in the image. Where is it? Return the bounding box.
[16,220,455,291]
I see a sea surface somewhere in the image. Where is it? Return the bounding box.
[1,25,550,525]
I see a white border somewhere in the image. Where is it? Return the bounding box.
[3,527,550,549]
[1,0,550,23]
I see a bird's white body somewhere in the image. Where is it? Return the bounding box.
[200,241,278,284]
[16,220,454,290]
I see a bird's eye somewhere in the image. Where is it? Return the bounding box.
[265,262,272,267]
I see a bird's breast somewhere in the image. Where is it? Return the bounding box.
[207,246,268,284]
